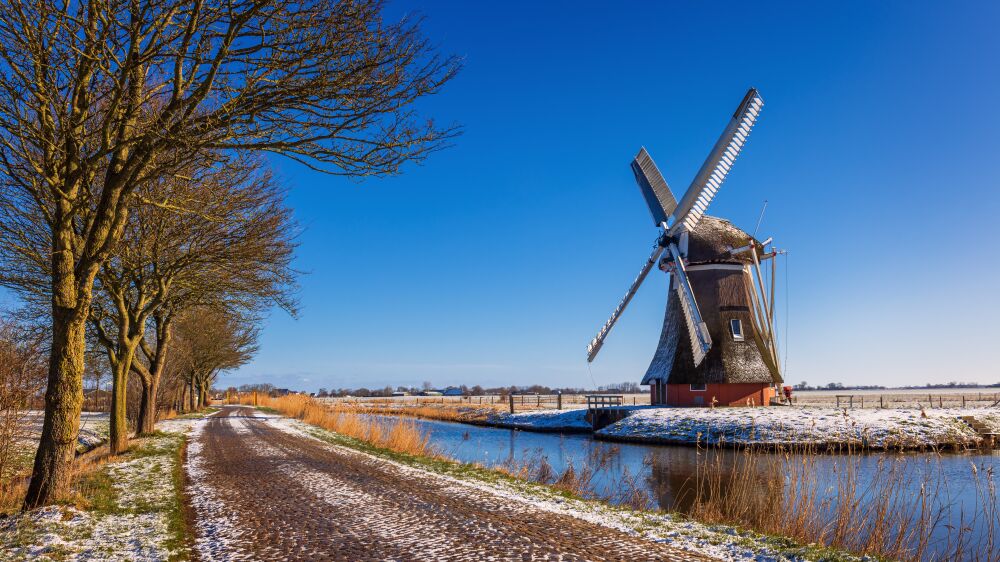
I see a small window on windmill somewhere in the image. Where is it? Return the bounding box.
[690,384,707,392]
[730,319,744,341]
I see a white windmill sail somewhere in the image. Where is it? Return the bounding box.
[587,241,665,362]
[669,88,764,238]
[586,87,764,372]
[667,243,712,366]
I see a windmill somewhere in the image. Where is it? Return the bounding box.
[587,88,784,407]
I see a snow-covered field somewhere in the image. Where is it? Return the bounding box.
[17,411,109,451]
[0,417,198,561]
[492,405,1000,449]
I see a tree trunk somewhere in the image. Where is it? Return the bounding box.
[136,375,159,435]
[189,380,197,411]
[108,355,134,454]
[23,305,87,508]
[135,314,169,435]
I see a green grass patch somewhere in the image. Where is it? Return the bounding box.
[70,466,118,514]
[164,434,190,561]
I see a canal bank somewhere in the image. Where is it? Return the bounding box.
[473,404,1000,450]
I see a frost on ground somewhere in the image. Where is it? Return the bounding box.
[0,420,193,561]
[183,413,247,560]
[0,506,172,561]
[596,406,997,449]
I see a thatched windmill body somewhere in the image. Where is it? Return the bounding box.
[588,88,783,407]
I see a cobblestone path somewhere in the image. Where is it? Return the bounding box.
[186,406,715,561]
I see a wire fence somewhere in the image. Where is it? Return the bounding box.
[318,393,651,412]
[790,391,1000,409]
[320,390,1000,411]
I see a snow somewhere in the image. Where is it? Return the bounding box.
[0,421,188,561]
[0,505,172,562]
[18,411,109,451]
[484,404,1000,449]
[597,406,993,448]
[183,413,247,561]
[488,407,592,431]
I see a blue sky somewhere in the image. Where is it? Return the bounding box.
[6,1,998,391]
[235,0,1000,391]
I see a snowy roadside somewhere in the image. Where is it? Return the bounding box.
[0,415,203,561]
[489,405,1000,449]
[251,408,863,562]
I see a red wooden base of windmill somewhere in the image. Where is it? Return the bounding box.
[648,381,776,407]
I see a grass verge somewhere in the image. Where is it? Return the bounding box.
[0,429,192,561]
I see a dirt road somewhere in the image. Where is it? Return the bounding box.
[186,406,714,561]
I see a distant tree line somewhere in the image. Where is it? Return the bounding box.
[305,381,646,398]
[793,381,999,391]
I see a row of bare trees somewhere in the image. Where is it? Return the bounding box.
[0,320,46,494]
[86,157,295,451]
[0,0,459,508]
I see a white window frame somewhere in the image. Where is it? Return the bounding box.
[730,318,745,341]
[690,383,707,392]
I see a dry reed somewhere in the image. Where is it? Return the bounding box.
[684,441,999,561]
[236,394,433,457]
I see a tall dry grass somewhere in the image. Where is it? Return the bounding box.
[236,394,433,457]
[325,401,498,423]
[683,441,999,561]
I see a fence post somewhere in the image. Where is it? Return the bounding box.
[253,391,258,407]
[861,396,864,408]
[880,395,884,409]
[557,393,562,410]
[962,395,966,408]
[509,394,514,414]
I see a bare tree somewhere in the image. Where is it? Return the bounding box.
[90,156,297,451]
[0,0,458,507]
[172,307,258,410]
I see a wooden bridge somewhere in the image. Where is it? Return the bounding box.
[585,395,628,431]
